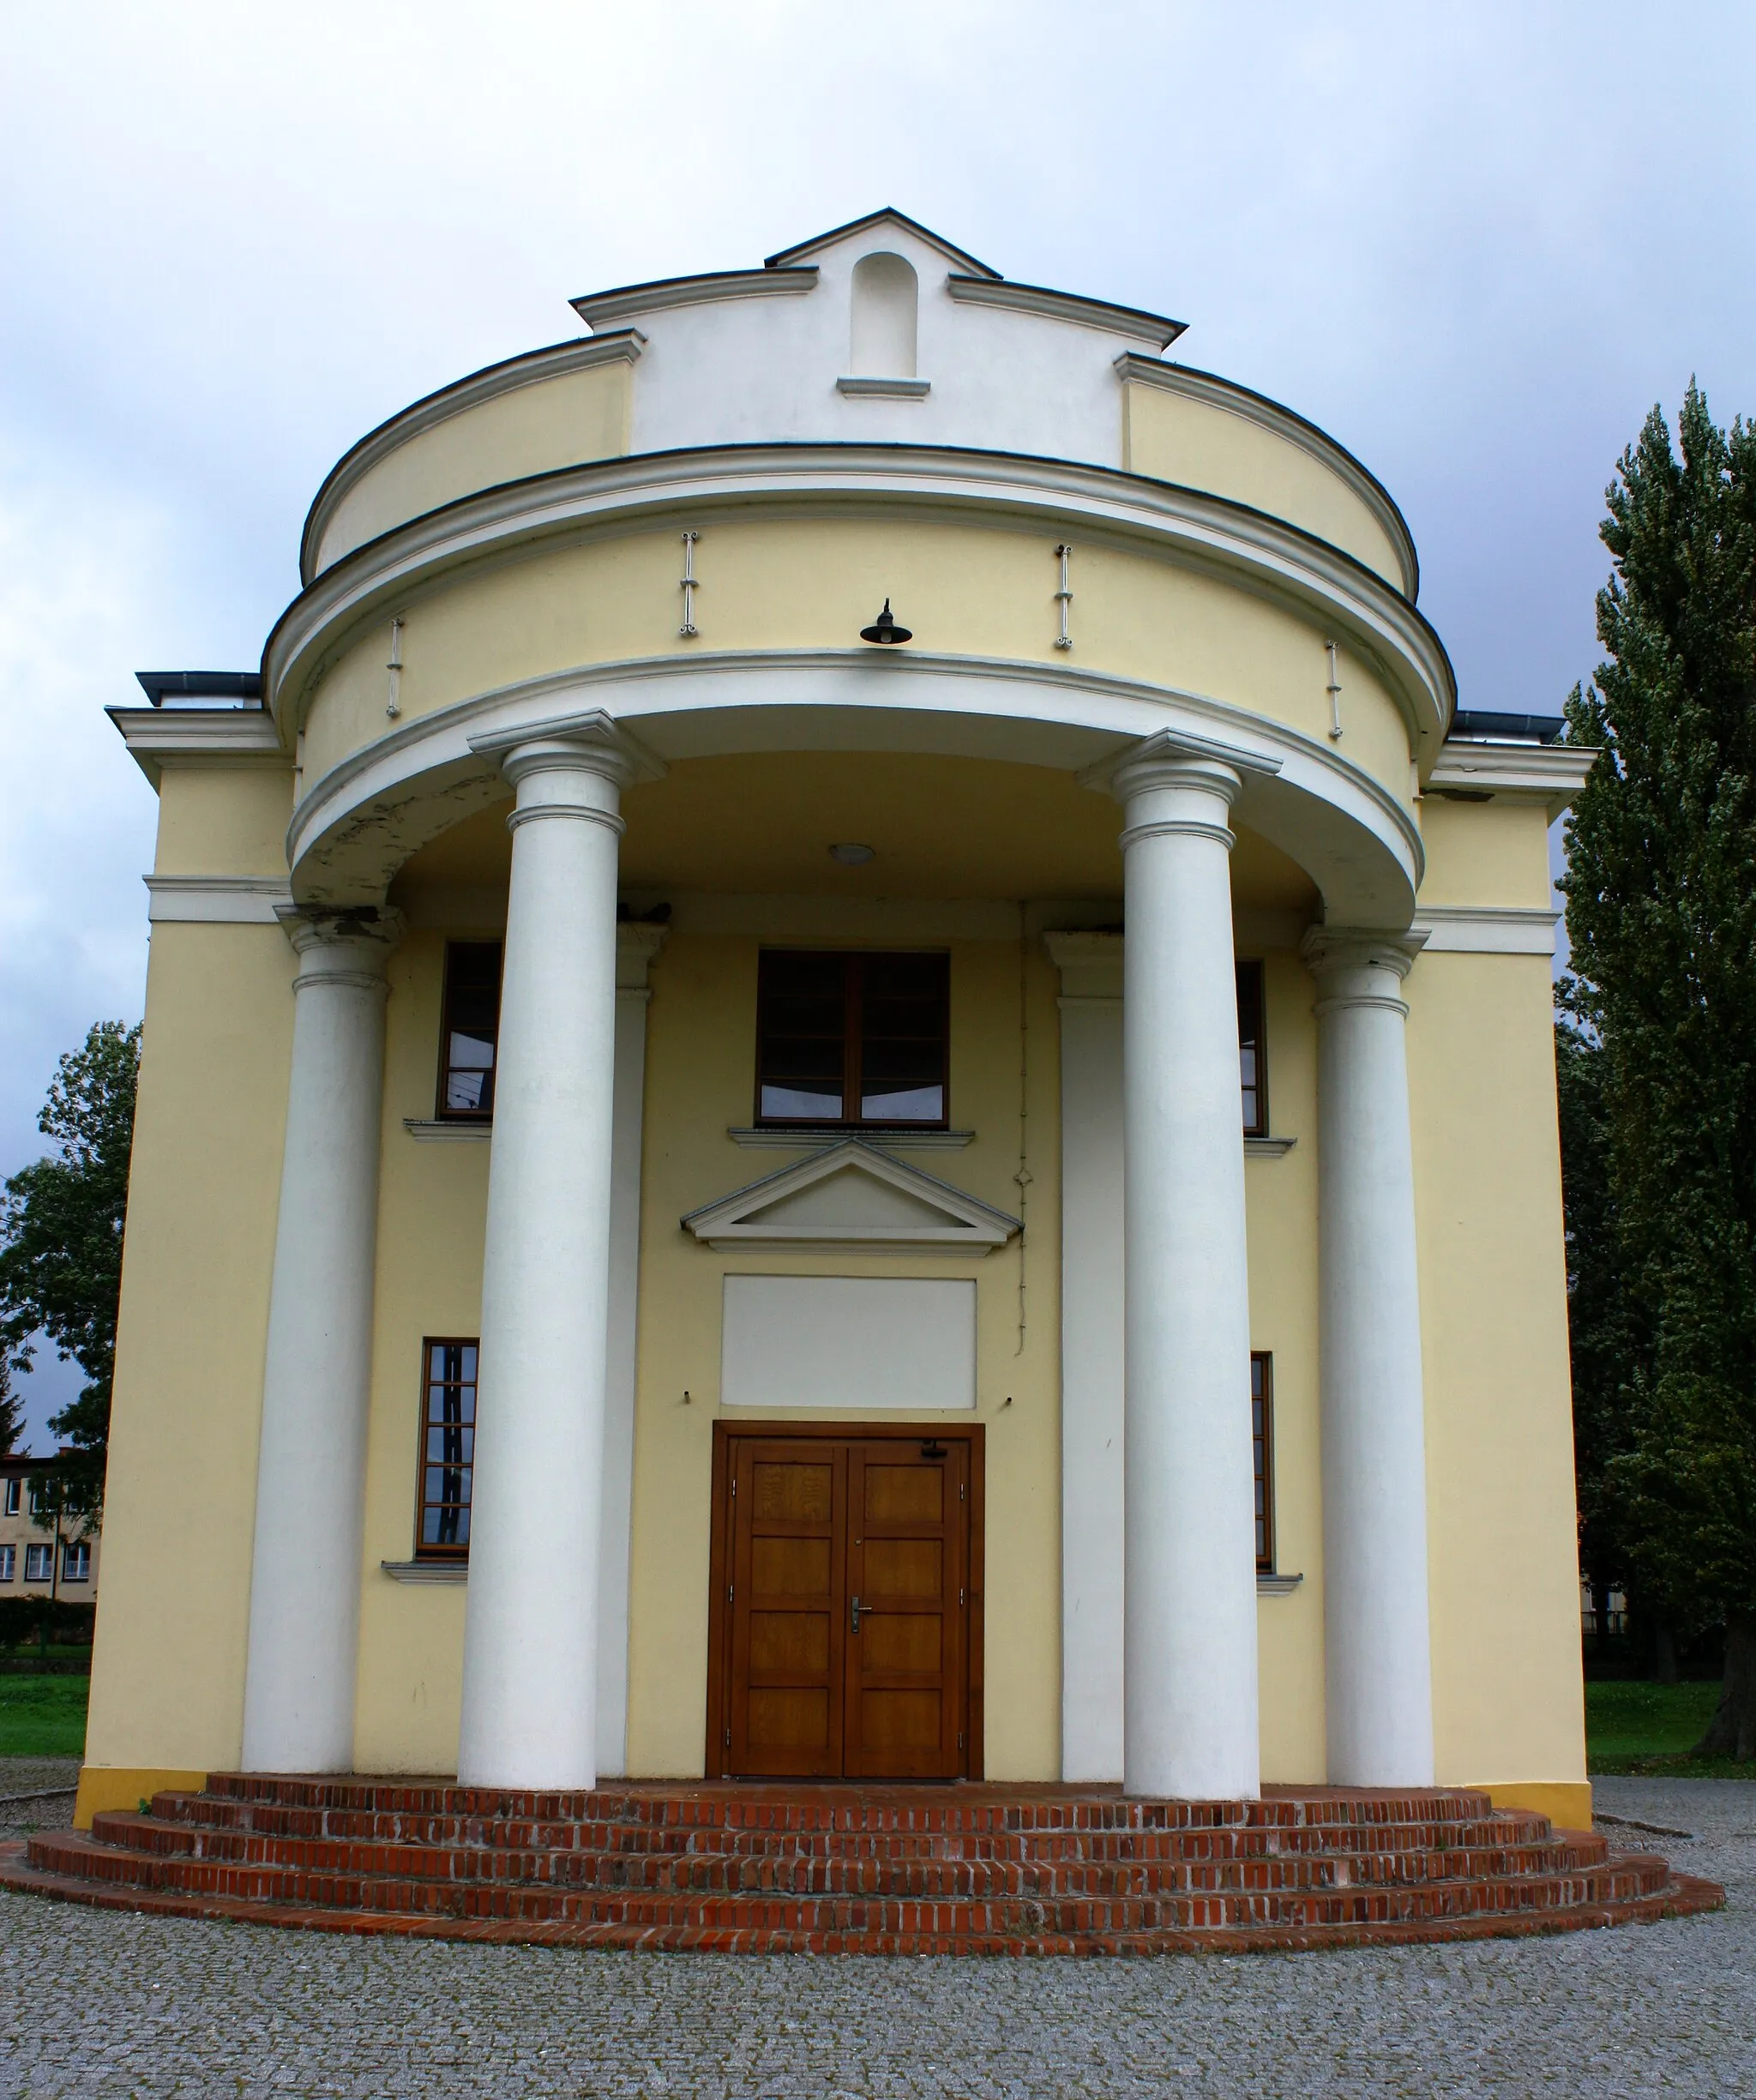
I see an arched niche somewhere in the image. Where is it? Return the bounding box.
[849,252,918,377]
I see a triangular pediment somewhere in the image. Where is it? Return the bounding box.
[682,1140,1019,1256]
[764,208,1001,280]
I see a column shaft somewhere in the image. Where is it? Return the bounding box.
[241,911,399,1772]
[457,734,630,1790]
[1304,930,1434,1786]
[1117,755,1260,1799]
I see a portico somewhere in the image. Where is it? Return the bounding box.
[75,211,1595,1836]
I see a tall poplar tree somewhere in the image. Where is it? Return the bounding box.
[1561,383,1756,1758]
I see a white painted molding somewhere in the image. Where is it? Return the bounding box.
[569,266,818,331]
[767,210,998,277]
[299,334,648,581]
[726,1127,975,1150]
[110,707,289,788]
[403,1119,490,1143]
[1043,930,1123,1001]
[1428,740,1596,819]
[466,706,667,783]
[1114,355,1418,600]
[1245,1136,1297,1158]
[616,921,669,988]
[381,1559,467,1584]
[1410,905,1561,956]
[836,376,931,399]
[144,875,292,924]
[948,274,1183,350]
[1257,1573,1304,1596]
[681,1138,1019,1256]
[265,442,1457,766]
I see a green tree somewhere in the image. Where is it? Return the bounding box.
[0,1020,141,1530]
[1560,383,1756,1759]
[0,1355,21,1459]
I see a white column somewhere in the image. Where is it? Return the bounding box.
[242,908,400,1772]
[595,920,666,1778]
[1044,933,1126,1784]
[1116,753,1260,1799]
[1302,928,1434,1786]
[457,723,646,1790]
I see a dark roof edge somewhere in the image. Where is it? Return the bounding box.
[765,208,1001,279]
[135,671,264,705]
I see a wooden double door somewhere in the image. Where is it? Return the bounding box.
[706,1423,983,1781]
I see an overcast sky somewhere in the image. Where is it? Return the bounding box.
[3,1,1753,1441]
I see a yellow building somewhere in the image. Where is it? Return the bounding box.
[78,211,1592,1830]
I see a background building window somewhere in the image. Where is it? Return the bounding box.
[417,1339,478,1556]
[0,1545,14,1581]
[1236,960,1266,1136]
[61,1542,90,1583]
[24,1545,51,1582]
[1251,1351,1274,1571]
[757,950,949,1127]
[437,942,502,1116]
[2,1479,17,1515]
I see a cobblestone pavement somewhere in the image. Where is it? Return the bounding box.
[0,1771,1749,2098]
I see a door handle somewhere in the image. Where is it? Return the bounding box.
[851,1594,862,1634]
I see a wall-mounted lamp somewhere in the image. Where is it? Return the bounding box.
[859,599,912,645]
[829,843,876,866]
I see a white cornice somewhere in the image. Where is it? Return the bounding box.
[948,274,1184,350]
[403,1119,490,1143]
[836,376,931,399]
[109,707,290,787]
[1410,904,1561,956]
[1428,740,1596,820]
[727,1126,976,1151]
[262,442,1456,760]
[1115,356,1418,601]
[300,333,646,584]
[568,267,818,331]
[380,1559,467,1583]
[144,876,292,924]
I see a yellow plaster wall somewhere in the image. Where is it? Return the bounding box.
[1248,948,1326,1782]
[1410,947,1586,1793]
[81,919,296,1783]
[296,518,1416,824]
[350,929,490,1772]
[623,924,1066,1780]
[1416,796,1555,909]
[153,765,292,877]
[1122,382,1404,587]
[315,362,633,572]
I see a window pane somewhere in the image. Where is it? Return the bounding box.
[862,1084,945,1122]
[761,1082,843,1120]
[1236,961,1265,1135]
[440,943,502,1117]
[417,1336,478,1557]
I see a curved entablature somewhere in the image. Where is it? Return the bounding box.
[267,443,1454,786]
[296,211,1416,595]
[284,656,1423,932]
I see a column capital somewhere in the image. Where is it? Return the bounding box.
[468,710,665,799]
[1302,925,1427,1007]
[274,906,403,988]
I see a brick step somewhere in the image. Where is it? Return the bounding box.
[22,1830,1672,1930]
[0,1840,1722,1955]
[90,1814,1613,1896]
[147,1792,1555,1860]
[192,1773,1506,1834]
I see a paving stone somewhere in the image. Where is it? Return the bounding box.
[0,1773,1747,2097]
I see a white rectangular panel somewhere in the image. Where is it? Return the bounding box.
[721,1275,977,1411]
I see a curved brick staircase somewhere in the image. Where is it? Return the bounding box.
[0,1775,1723,1954]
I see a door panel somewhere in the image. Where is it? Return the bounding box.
[712,1427,977,1781]
[725,1440,846,1778]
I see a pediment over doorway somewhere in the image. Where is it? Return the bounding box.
[681,1140,1019,1256]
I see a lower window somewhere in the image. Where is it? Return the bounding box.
[1251,1352,1274,1572]
[417,1339,478,1557]
[61,1542,90,1584]
[0,1545,13,1581]
[23,1544,51,1582]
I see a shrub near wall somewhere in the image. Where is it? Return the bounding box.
[0,1599,95,1650]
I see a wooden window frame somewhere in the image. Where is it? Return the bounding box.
[414,1336,478,1561]
[754,949,951,1132]
[435,941,503,1122]
[1251,1351,1274,1572]
[60,1541,90,1585]
[1236,959,1267,1137]
[0,1545,13,1582]
[23,1544,51,1583]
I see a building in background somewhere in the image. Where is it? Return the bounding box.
[75,211,1591,1827]
[0,1453,100,1604]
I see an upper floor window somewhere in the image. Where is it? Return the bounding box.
[850,252,918,378]
[417,1339,477,1557]
[2,1479,17,1516]
[437,942,502,1117]
[757,951,949,1128]
[1236,960,1266,1137]
[61,1541,90,1584]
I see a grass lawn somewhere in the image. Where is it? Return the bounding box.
[0,1672,88,1759]
[1587,1678,1754,1779]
